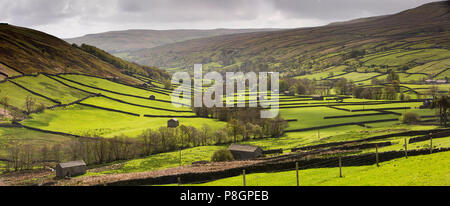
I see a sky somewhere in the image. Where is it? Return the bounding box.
[0,0,440,38]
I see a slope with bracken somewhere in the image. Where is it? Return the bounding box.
[129,1,450,76]
[0,24,165,84]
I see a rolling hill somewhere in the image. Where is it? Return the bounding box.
[64,28,281,60]
[0,24,166,84]
[127,1,450,75]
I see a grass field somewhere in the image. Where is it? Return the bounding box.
[1,73,447,186]
[10,74,90,104]
[0,127,73,157]
[86,145,226,176]
[181,151,450,186]
[22,104,225,138]
[0,81,56,109]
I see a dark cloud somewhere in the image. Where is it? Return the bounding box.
[271,0,437,21]
[0,0,440,38]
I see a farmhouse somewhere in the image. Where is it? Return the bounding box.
[55,160,86,178]
[167,118,179,128]
[149,95,156,100]
[228,144,263,160]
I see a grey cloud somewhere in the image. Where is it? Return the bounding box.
[0,0,80,26]
[0,0,441,38]
[271,0,438,21]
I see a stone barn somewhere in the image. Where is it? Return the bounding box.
[55,160,86,178]
[149,95,156,100]
[228,144,263,160]
[167,118,179,128]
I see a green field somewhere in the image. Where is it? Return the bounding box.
[10,74,90,104]
[86,145,226,176]
[0,81,56,109]
[182,151,450,186]
[22,104,225,138]
[1,73,448,186]
[0,127,73,157]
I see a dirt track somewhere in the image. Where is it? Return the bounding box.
[56,159,264,186]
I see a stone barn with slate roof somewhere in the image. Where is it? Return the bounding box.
[149,95,156,100]
[167,118,179,128]
[228,144,263,160]
[55,160,86,178]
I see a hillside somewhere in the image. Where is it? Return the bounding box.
[64,28,281,60]
[129,1,450,75]
[0,24,145,84]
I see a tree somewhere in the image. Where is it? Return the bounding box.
[211,149,234,162]
[227,118,241,143]
[0,96,9,116]
[387,69,399,83]
[335,78,349,95]
[295,83,307,95]
[431,95,449,127]
[164,79,173,90]
[401,112,421,124]
[279,80,289,92]
[382,85,397,100]
[24,95,35,114]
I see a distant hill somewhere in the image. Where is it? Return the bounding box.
[0,24,166,84]
[65,28,281,60]
[128,1,450,75]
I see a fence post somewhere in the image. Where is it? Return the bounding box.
[296,162,299,186]
[404,138,408,158]
[339,156,342,178]
[179,148,182,167]
[243,169,246,186]
[178,177,181,186]
[430,133,433,154]
[376,144,379,167]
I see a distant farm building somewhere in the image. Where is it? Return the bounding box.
[228,144,263,160]
[167,118,179,128]
[425,79,447,84]
[284,91,293,96]
[420,99,432,109]
[312,95,324,100]
[149,95,156,100]
[55,160,86,178]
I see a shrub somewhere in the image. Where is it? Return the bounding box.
[211,149,234,162]
[401,112,421,124]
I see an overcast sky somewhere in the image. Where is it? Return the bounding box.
[0,0,440,38]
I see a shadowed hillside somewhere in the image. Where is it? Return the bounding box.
[129,1,450,75]
[65,28,281,60]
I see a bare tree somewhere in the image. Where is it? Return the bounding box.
[0,96,9,116]
[24,95,36,114]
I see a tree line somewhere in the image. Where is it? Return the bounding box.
[1,116,287,172]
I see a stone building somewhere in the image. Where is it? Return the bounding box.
[55,160,86,178]
[228,144,263,160]
[167,118,179,128]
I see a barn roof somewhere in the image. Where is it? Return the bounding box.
[228,144,261,153]
[57,160,86,168]
[169,118,178,122]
